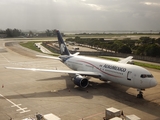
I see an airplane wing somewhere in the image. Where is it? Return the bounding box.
[118,56,133,64]
[6,67,101,77]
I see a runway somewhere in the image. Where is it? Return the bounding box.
[0,39,160,120]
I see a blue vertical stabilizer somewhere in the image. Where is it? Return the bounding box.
[56,30,70,55]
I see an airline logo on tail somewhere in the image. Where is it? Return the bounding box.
[60,43,65,54]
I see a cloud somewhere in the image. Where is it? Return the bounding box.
[86,4,102,10]
[0,0,160,31]
[143,2,160,6]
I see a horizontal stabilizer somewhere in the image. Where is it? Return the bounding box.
[72,52,80,56]
[36,55,61,60]
[118,56,133,64]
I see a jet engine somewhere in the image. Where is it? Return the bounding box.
[73,75,89,88]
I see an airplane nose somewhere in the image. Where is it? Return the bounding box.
[150,79,158,87]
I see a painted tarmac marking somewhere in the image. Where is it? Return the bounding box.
[0,54,10,63]
[11,104,21,107]
[0,94,30,114]
[79,112,104,120]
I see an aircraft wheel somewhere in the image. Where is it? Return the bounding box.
[71,77,74,81]
[137,92,143,99]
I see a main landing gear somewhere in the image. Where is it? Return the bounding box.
[137,89,144,99]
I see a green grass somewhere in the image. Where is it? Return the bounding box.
[99,56,160,70]
[134,61,160,70]
[20,41,60,56]
[99,56,119,61]
[20,41,42,52]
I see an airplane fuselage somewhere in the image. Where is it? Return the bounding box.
[64,55,157,90]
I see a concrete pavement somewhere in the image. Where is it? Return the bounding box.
[0,39,160,120]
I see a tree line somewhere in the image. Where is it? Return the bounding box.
[66,36,160,57]
[0,29,59,38]
[0,28,24,37]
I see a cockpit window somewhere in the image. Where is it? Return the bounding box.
[141,74,146,78]
[140,74,153,78]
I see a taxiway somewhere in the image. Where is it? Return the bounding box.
[0,39,160,120]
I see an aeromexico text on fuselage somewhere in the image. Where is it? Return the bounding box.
[102,64,126,72]
[61,55,127,73]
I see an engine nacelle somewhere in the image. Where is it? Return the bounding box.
[73,75,89,88]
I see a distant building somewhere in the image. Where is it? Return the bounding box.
[37,33,47,37]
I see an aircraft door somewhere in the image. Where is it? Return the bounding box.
[127,71,132,80]
[126,71,136,86]
[127,71,140,87]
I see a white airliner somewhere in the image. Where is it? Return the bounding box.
[6,30,157,98]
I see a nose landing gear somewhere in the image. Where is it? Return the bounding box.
[137,89,144,99]
[137,91,143,98]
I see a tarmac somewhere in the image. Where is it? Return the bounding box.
[0,39,160,120]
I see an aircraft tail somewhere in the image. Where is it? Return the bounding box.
[56,30,70,55]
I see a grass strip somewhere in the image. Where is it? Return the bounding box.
[134,61,160,70]
[99,56,160,70]
[20,41,42,52]
[20,41,59,56]
[99,56,119,61]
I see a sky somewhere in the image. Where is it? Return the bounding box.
[0,0,160,32]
